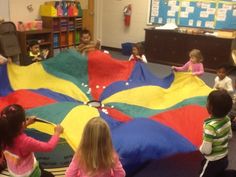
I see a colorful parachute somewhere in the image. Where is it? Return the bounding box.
[0,49,212,175]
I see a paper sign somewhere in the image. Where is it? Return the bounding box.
[180,11,189,18]
[207,8,216,14]
[168,11,176,17]
[151,17,155,23]
[223,4,232,10]
[196,20,202,27]
[151,11,158,16]
[233,10,236,16]
[182,1,190,7]
[200,11,209,18]
[168,0,177,6]
[158,17,163,23]
[205,21,214,28]
[201,3,210,9]
[186,7,194,13]
[216,14,226,21]
[189,19,194,26]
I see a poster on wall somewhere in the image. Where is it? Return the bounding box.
[147,0,236,30]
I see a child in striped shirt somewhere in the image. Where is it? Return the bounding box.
[199,90,232,177]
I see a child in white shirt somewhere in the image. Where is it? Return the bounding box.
[129,43,147,63]
[213,65,233,94]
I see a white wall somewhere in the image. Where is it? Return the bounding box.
[0,0,10,21]
[9,0,88,23]
[100,0,150,48]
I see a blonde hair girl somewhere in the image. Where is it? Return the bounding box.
[172,49,204,76]
[66,117,125,177]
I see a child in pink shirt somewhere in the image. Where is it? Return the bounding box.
[172,49,204,76]
[0,104,64,177]
[65,117,125,177]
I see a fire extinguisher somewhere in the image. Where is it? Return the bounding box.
[123,4,132,26]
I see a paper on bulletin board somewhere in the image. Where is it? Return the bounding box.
[222,4,232,10]
[158,17,163,23]
[152,8,159,16]
[196,20,202,27]
[186,7,194,13]
[205,21,214,28]
[182,1,190,7]
[207,8,215,15]
[168,11,176,17]
[201,3,211,9]
[180,11,189,18]
[233,10,236,16]
[200,11,209,18]
[188,19,194,26]
[168,0,177,6]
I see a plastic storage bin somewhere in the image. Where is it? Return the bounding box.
[121,42,133,56]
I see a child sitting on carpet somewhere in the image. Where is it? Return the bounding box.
[0,104,63,177]
[199,90,234,177]
[77,29,100,55]
[66,117,125,177]
[28,40,49,62]
[128,43,147,63]
[172,49,204,76]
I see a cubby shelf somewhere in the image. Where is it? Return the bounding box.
[42,16,83,52]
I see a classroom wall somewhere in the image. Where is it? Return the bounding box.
[0,0,10,21]
[101,0,150,48]
[8,0,88,24]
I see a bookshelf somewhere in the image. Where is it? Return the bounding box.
[42,16,83,54]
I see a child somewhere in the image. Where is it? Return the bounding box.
[28,40,49,62]
[128,43,147,63]
[213,65,233,95]
[199,90,233,177]
[65,117,125,177]
[77,29,100,55]
[0,104,64,177]
[0,54,8,65]
[172,49,204,76]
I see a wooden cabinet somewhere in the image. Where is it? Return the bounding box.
[145,29,234,72]
[42,16,82,53]
[18,29,53,65]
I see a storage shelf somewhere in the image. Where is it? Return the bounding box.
[42,16,82,52]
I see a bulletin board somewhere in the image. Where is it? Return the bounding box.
[148,0,236,30]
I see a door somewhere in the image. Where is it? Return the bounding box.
[82,0,94,38]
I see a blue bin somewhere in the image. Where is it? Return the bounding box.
[121,42,133,56]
